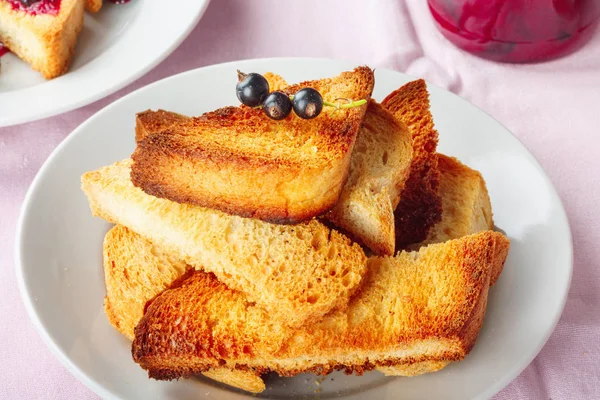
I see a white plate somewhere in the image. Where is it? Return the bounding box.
[15,58,573,400]
[0,0,210,127]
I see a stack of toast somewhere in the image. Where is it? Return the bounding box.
[81,67,510,393]
[0,0,105,79]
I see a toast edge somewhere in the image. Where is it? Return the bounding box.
[382,79,443,247]
[131,232,509,380]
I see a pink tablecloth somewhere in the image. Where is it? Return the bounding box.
[2,1,599,398]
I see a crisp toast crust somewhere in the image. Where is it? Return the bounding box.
[382,79,442,247]
[82,160,368,328]
[0,0,84,79]
[325,100,412,255]
[135,110,189,144]
[132,232,509,380]
[131,67,375,224]
[378,360,450,376]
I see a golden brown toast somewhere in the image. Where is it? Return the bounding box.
[82,159,367,328]
[406,154,507,286]
[382,79,443,247]
[103,225,265,393]
[132,231,510,381]
[103,225,190,341]
[101,154,507,391]
[85,0,102,12]
[135,100,413,256]
[378,155,506,377]
[414,154,493,247]
[130,67,375,224]
[0,0,85,79]
[135,77,417,255]
[324,100,412,255]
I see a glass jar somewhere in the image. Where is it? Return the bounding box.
[428,0,600,63]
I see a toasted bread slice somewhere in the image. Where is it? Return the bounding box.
[382,79,442,247]
[132,231,510,380]
[82,160,367,328]
[130,67,375,224]
[103,225,190,341]
[135,82,413,255]
[135,100,413,256]
[102,155,507,390]
[378,155,507,377]
[414,154,493,246]
[85,0,102,12]
[103,225,265,393]
[0,0,85,79]
[325,100,412,255]
[407,154,507,286]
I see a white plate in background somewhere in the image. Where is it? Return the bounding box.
[0,0,210,127]
[16,58,572,399]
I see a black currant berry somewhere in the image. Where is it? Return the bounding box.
[236,71,269,107]
[292,88,323,119]
[263,91,293,120]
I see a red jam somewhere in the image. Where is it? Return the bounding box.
[0,0,131,59]
[428,0,600,63]
[0,43,9,57]
[7,0,61,16]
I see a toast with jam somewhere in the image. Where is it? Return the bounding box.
[405,153,506,286]
[0,0,109,79]
[0,0,85,78]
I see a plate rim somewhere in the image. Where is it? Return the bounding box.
[0,0,211,127]
[14,56,574,400]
